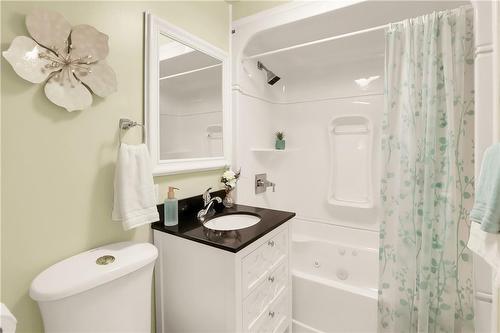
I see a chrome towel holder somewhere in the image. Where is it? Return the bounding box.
[119,118,145,144]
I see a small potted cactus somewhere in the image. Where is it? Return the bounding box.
[275,131,285,150]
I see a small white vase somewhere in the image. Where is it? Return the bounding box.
[223,189,234,208]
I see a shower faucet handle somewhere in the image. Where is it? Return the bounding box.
[255,173,276,194]
[265,179,276,192]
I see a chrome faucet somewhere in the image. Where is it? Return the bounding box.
[202,187,213,206]
[198,188,222,222]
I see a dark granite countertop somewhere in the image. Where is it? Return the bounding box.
[151,191,295,253]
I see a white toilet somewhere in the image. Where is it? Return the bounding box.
[30,242,158,333]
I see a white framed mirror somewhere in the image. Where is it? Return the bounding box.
[144,12,231,175]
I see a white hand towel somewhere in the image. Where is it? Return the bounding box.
[112,144,159,230]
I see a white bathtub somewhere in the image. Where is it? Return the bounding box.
[292,219,379,333]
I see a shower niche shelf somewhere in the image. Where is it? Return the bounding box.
[251,148,300,153]
[327,115,373,209]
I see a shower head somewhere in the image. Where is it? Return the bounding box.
[257,61,281,85]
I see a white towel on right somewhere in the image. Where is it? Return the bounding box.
[468,222,500,270]
[468,223,500,333]
[112,144,159,230]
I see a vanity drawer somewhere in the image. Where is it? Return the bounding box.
[267,293,289,333]
[242,262,288,330]
[242,230,288,297]
[246,290,289,333]
[265,231,288,271]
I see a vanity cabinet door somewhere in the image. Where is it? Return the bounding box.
[242,262,288,331]
[265,231,288,271]
[242,230,288,298]
[242,245,269,297]
[246,290,289,333]
[267,262,287,298]
[265,292,289,333]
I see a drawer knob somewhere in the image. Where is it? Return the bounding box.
[268,276,275,283]
[268,311,275,318]
[268,240,275,247]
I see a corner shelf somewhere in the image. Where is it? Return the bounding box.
[250,148,300,152]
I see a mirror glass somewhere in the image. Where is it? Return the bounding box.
[158,33,223,160]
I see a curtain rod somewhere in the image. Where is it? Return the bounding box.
[243,5,474,61]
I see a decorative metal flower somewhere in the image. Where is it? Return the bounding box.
[2,8,117,111]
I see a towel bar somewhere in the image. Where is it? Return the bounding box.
[119,118,145,144]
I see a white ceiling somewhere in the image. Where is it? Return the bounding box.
[160,50,221,78]
[244,1,470,57]
[254,28,384,78]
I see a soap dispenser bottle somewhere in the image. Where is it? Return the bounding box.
[164,187,179,226]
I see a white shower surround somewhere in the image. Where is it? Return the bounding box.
[235,55,383,231]
[232,1,498,332]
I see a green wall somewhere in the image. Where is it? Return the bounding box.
[232,0,289,21]
[1,1,229,332]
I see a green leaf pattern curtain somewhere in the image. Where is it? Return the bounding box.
[378,7,475,333]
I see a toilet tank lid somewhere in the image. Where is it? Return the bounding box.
[30,242,158,302]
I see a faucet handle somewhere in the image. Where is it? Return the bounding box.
[266,180,276,192]
[203,187,212,205]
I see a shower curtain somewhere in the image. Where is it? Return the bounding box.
[378,7,475,333]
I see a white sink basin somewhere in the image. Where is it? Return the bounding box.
[203,214,261,231]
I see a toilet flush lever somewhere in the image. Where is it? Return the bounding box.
[255,173,276,194]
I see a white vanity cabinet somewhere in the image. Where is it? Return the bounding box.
[153,221,292,333]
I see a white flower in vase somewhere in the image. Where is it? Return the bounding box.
[221,168,241,208]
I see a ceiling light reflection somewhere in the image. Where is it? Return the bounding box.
[354,75,380,90]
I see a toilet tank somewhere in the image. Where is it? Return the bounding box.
[30,242,158,333]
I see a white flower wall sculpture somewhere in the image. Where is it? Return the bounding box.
[2,8,117,111]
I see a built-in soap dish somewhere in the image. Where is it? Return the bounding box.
[327,115,373,209]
